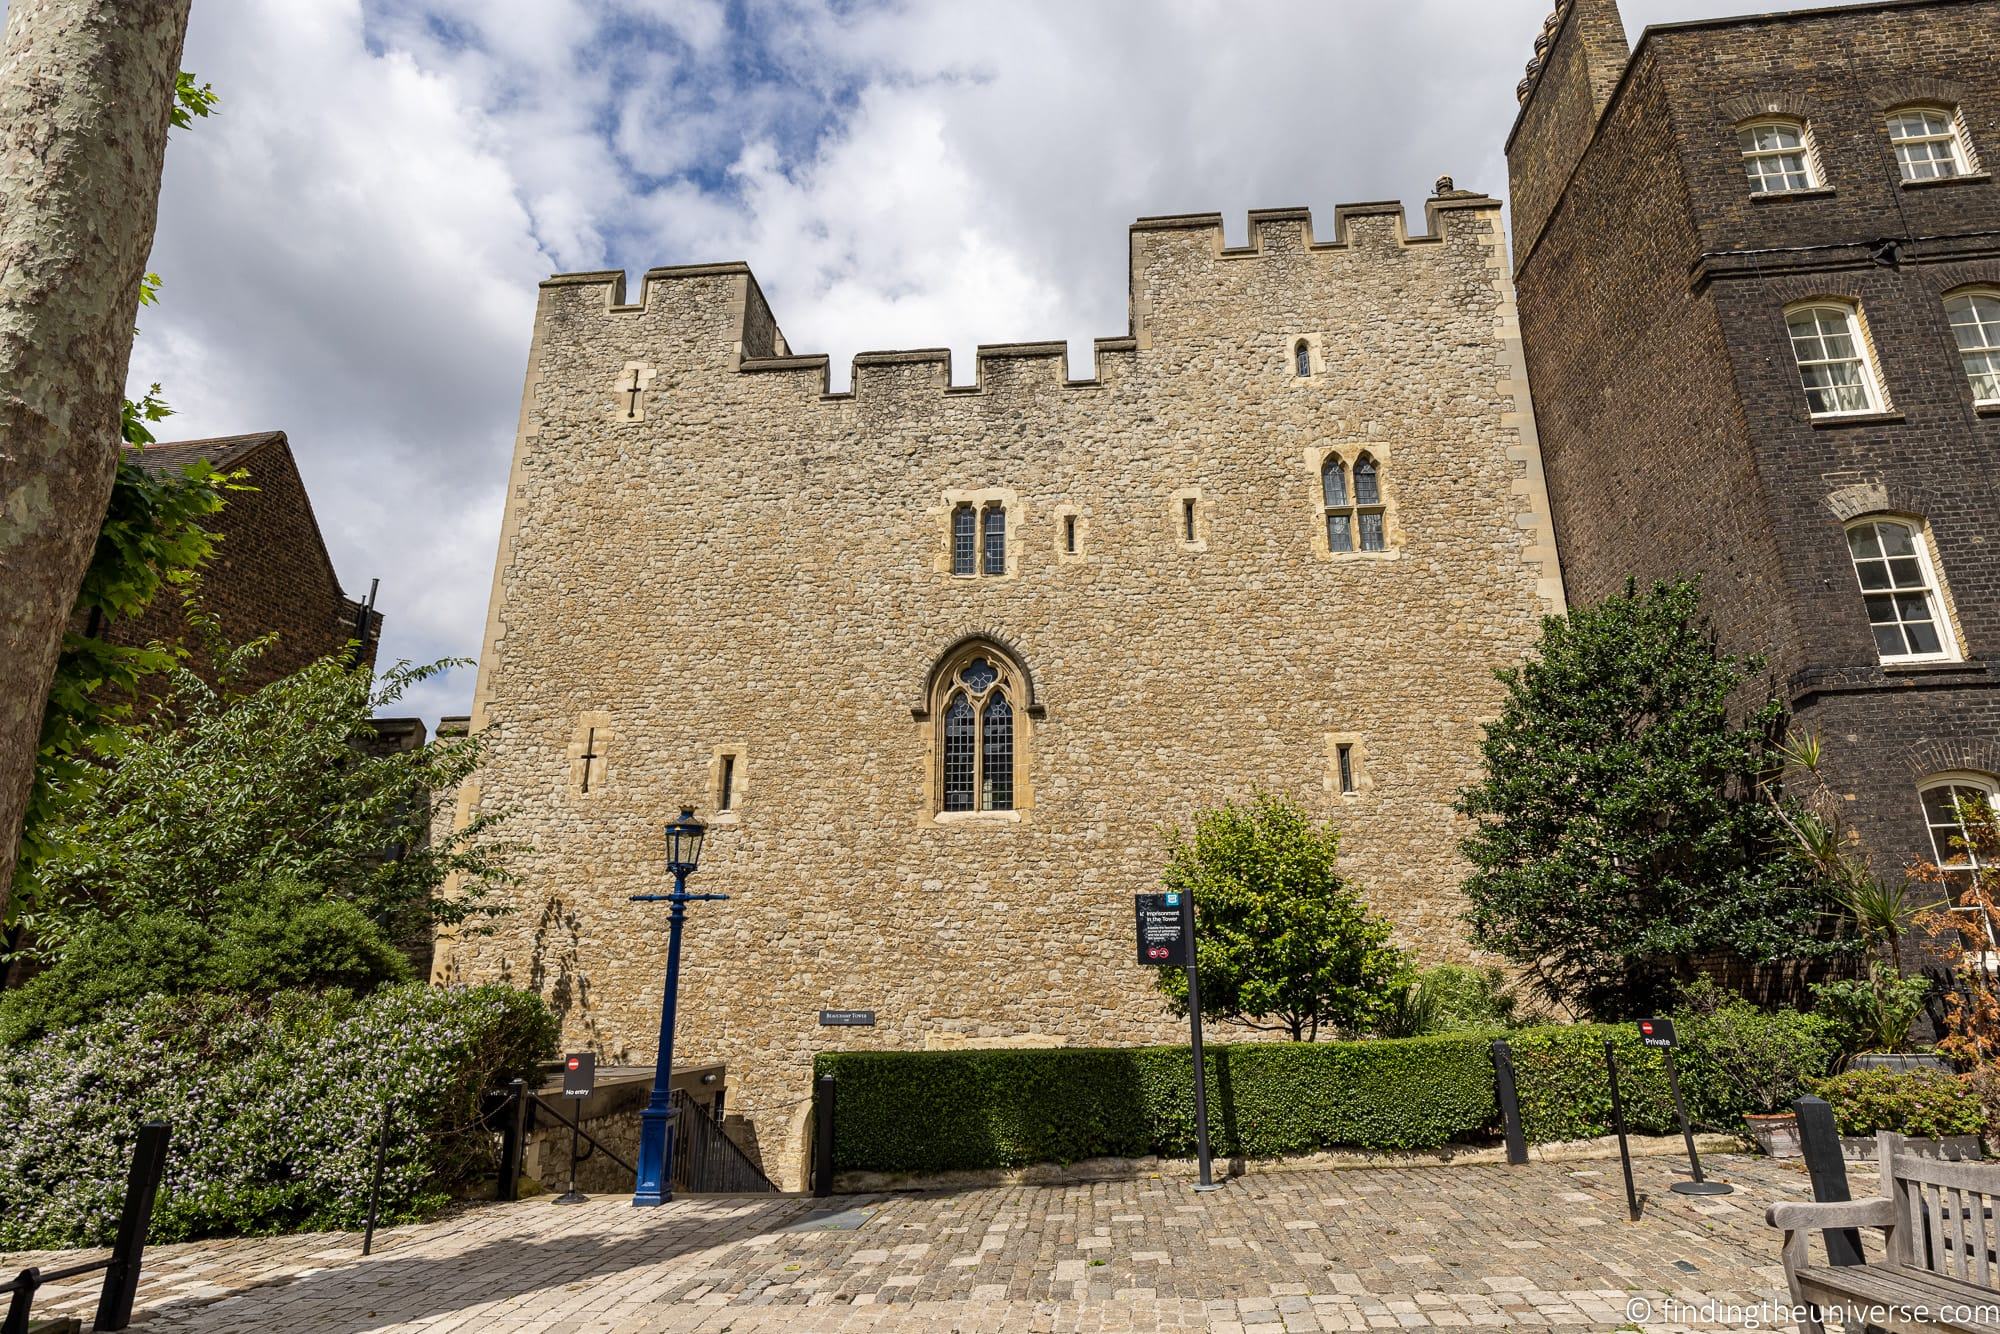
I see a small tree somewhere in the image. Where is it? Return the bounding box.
[15,648,510,961]
[1456,579,1842,1019]
[1155,792,1405,1041]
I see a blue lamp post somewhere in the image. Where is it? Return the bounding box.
[630,806,728,1206]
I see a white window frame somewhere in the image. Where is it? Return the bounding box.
[1920,775,2000,947]
[1738,119,1821,194]
[1786,300,1887,418]
[1844,516,1959,664]
[1886,105,1974,182]
[1946,289,2000,407]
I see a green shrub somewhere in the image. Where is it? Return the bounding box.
[0,983,555,1249]
[1382,964,1519,1037]
[1812,968,1932,1055]
[1810,1069,1986,1139]
[1673,987,1844,1117]
[815,1034,1499,1174]
[0,880,410,1046]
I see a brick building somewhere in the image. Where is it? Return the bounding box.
[120,431,381,685]
[436,191,1564,1186]
[1507,0,2000,901]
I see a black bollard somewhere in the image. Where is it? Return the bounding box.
[812,1074,836,1199]
[1491,1039,1528,1166]
[364,1101,393,1252]
[497,1078,528,1202]
[1605,1041,1641,1222]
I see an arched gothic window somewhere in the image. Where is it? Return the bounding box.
[1294,340,1312,377]
[1321,455,1351,552]
[1320,451,1387,553]
[937,652,1021,812]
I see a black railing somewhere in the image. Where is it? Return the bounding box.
[2,1121,170,1334]
[670,1089,775,1195]
[489,1081,774,1198]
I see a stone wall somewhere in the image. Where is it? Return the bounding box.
[437,191,1563,1189]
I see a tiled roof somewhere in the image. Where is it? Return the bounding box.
[126,430,285,476]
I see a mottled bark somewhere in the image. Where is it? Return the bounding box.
[0,0,193,913]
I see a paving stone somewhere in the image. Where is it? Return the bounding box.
[0,1155,1825,1330]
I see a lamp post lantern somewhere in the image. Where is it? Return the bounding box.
[630,806,728,1206]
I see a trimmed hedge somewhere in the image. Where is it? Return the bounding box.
[0,984,556,1250]
[815,1010,1843,1175]
[818,1034,1498,1174]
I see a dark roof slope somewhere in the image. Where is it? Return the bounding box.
[126,429,286,477]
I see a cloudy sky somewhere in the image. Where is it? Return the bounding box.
[88,0,1838,722]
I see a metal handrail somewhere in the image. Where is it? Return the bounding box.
[2,1120,169,1334]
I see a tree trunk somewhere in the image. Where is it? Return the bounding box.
[0,0,191,915]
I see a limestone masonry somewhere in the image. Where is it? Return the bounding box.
[434,188,1563,1188]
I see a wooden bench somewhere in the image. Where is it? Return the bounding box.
[1768,1131,2000,1334]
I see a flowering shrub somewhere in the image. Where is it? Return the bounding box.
[0,984,555,1249]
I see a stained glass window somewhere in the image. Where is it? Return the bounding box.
[942,693,976,811]
[1295,341,1311,377]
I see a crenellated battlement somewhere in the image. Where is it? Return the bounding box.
[535,186,1500,406]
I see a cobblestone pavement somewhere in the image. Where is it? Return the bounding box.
[4,1154,1837,1332]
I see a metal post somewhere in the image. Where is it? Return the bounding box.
[634,873,690,1206]
[555,1096,587,1205]
[363,1102,393,1254]
[4,1269,39,1334]
[812,1074,836,1199]
[1663,1049,1731,1196]
[1491,1039,1528,1166]
[1604,1041,1641,1222]
[1182,893,1218,1192]
[1795,1096,1865,1266]
[94,1120,170,1331]
[497,1077,528,1202]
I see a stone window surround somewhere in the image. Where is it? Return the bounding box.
[1287,332,1327,379]
[913,634,1039,824]
[709,745,745,825]
[935,488,1021,580]
[1303,444,1400,560]
[1324,732,1370,801]
[1052,503,1086,564]
[1841,512,1966,666]
[1168,487,1210,552]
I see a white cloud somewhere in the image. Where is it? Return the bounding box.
[87,0,1854,723]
